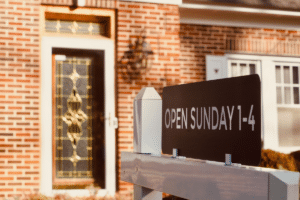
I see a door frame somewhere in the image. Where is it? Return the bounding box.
[40,36,116,196]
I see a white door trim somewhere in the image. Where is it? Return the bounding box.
[40,36,116,196]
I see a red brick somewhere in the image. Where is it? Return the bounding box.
[16,38,30,42]
[0,155,13,158]
[25,74,39,78]
[16,188,31,192]
[0,37,14,42]
[8,63,22,67]
[0,177,13,180]
[8,161,21,164]
[8,96,22,99]
[8,12,22,16]
[24,139,39,142]
[8,32,22,36]
[128,5,140,8]
[8,1,22,5]
[17,7,30,11]
[16,133,30,137]
[17,48,30,52]
[17,177,30,180]
[135,10,147,14]
[17,27,30,32]
[7,139,21,142]
[17,166,29,169]
[0,188,13,192]
[8,171,22,175]
[0,78,13,82]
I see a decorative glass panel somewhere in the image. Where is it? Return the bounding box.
[45,19,105,36]
[55,57,93,180]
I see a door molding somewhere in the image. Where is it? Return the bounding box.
[41,36,116,196]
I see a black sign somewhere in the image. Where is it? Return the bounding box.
[162,74,261,166]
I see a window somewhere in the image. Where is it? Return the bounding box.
[275,64,300,105]
[45,19,106,36]
[44,12,111,38]
[206,54,300,153]
[228,60,261,78]
[275,63,300,146]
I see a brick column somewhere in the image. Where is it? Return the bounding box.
[116,1,180,197]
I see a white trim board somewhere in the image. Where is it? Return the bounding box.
[120,0,182,5]
[181,3,300,17]
[40,37,116,197]
[180,6,300,30]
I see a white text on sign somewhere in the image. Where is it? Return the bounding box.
[164,105,255,131]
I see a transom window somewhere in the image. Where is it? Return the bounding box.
[45,19,106,36]
[228,60,261,78]
[44,12,111,38]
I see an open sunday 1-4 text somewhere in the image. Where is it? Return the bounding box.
[164,105,255,131]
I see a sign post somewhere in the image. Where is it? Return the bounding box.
[122,77,299,200]
[133,87,162,200]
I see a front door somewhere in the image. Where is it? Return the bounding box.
[41,37,115,196]
[52,48,105,189]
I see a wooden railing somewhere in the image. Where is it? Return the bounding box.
[226,39,300,56]
[41,0,117,8]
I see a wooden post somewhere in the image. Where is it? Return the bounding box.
[133,87,162,200]
[121,152,300,200]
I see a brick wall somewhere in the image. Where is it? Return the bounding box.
[3,0,300,198]
[0,0,40,198]
[180,24,300,83]
[116,1,180,195]
[0,0,179,197]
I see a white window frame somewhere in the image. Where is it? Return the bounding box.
[226,54,300,154]
[40,36,116,197]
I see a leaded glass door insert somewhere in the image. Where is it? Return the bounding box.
[52,49,105,189]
